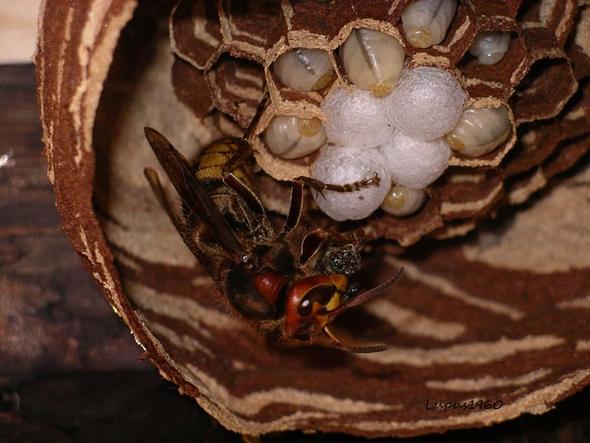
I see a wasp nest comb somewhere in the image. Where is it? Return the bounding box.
[172,0,590,245]
[38,0,590,439]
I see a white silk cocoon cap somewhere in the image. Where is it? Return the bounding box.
[386,67,465,141]
[380,131,450,189]
[311,145,391,221]
[322,87,395,148]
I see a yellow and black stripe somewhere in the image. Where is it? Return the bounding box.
[194,138,252,187]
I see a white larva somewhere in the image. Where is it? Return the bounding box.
[386,67,466,141]
[469,31,512,65]
[263,116,326,160]
[340,28,406,97]
[322,86,395,148]
[310,145,391,221]
[401,0,458,49]
[446,106,512,158]
[379,131,450,189]
[273,48,335,92]
[381,184,426,217]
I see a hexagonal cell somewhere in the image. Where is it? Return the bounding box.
[542,133,590,178]
[170,0,223,70]
[206,55,266,128]
[266,47,337,107]
[403,0,477,67]
[271,48,335,91]
[261,114,326,160]
[286,0,395,43]
[502,119,562,178]
[558,81,590,140]
[435,168,504,220]
[517,0,547,25]
[510,56,577,123]
[369,195,443,245]
[505,167,547,205]
[380,185,427,217]
[220,0,287,62]
[466,0,524,19]
[448,100,517,167]
[334,27,406,97]
[252,130,314,182]
[505,129,590,204]
[269,89,326,115]
[459,29,526,101]
[171,57,213,119]
[517,0,577,46]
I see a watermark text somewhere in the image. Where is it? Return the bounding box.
[425,399,503,412]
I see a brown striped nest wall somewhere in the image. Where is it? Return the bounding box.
[37,0,590,438]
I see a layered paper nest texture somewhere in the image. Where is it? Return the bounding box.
[37,0,590,438]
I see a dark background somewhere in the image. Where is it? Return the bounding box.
[1,63,589,442]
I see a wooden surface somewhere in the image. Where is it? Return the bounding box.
[1,63,589,442]
[0,64,144,384]
[0,1,42,64]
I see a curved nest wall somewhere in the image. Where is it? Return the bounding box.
[37,0,590,438]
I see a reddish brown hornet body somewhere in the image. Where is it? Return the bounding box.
[284,274,347,340]
[143,100,402,352]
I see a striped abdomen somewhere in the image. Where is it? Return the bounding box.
[194,138,252,188]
